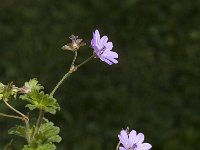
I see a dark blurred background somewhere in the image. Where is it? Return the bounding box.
[0,0,200,149]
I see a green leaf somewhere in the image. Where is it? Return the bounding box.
[38,121,62,143]
[20,90,60,114]
[8,125,26,138]
[24,79,44,91]
[23,143,56,150]
[25,104,37,110]
[23,121,61,150]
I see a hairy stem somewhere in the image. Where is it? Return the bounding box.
[33,109,44,137]
[33,51,78,137]
[50,71,72,97]
[34,52,93,138]
[3,100,28,120]
[50,51,77,96]
[2,101,30,142]
[0,112,23,120]
[70,51,77,69]
[25,119,31,143]
[35,52,78,133]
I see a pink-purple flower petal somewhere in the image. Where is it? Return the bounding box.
[119,146,126,150]
[91,29,118,65]
[135,133,144,145]
[101,36,108,45]
[128,130,137,147]
[104,42,113,51]
[99,57,113,65]
[138,143,152,150]
[118,130,129,149]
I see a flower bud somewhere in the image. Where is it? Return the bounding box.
[61,34,86,51]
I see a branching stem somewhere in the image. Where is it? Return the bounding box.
[50,51,77,96]
[3,100,28,121]
[2,101,30,142]
[0,112,23,120]
[34,51,94,139]
[25,119,31,143]
[76,54,94,69]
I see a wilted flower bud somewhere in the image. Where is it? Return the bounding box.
[61,34,86,51]
[18,86,31,94]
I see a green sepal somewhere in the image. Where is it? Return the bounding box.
[20,90,60,114]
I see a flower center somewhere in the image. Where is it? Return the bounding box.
[129,144,137,150]
[98,46,106,55]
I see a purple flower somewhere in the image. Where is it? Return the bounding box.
[118,129,152,150]
[91,29,118,65]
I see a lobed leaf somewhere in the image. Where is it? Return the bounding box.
[24,79,44,91]
[20,90,60,114]
[23,120,61,150]
[8,125,26,138]
[38,121,62,143]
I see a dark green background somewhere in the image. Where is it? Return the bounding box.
[0,0,200,149]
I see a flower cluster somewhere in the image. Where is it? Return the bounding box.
[0,29,154,149]
[118,129,152,150]
[62,29,118,65]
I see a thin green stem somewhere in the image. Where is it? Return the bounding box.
[33,52,93,139]
[76,54,95,69]
[70,51,77,68]
[50,51,77,96]
[34,52,78,137]
[3,100,28,120]
[51,54,94,96]
[50,72,71,96]
[0,112,23,120]
[2,101,30,143]
[25,119,31,143]
[33,109,44,136]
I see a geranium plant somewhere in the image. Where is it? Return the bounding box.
[0,30,151,150]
